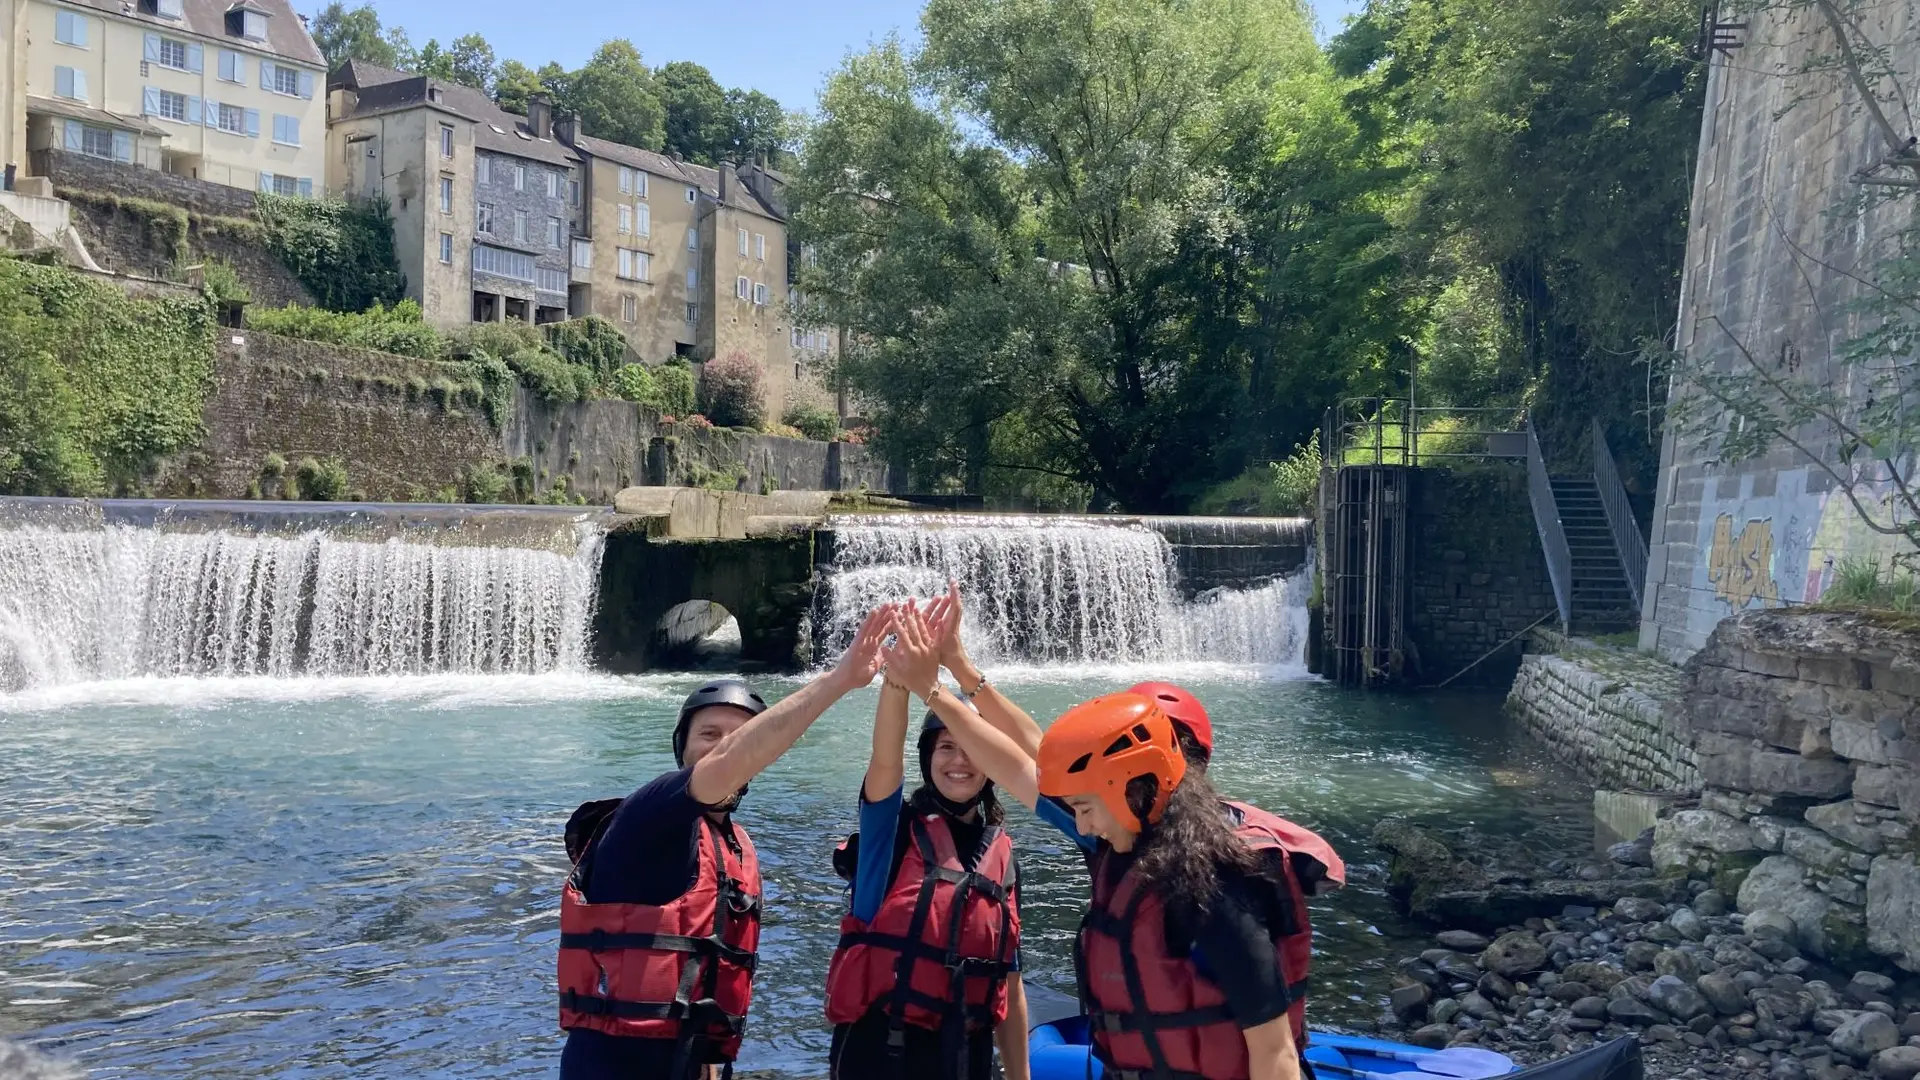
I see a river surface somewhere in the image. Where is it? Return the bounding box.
[0,666,1592,1078]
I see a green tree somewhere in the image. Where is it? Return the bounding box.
[308,2,408,71]
[659,60,732,163]
[723,88,787,163]
[493,59,548,115]
[445,33,497,92]
[565,40,665,150]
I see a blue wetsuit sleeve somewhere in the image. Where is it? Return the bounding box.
[849,784,904,924]
[1037,795,1097,853]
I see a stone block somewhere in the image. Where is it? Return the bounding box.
[1855,766,1920,818]
[1808,800,1887,854]
[1784,825,1854,873]
[1867,855,1920,973]
[1738,855,1836,957]
[1696,733,1856,799]
[1834,718,1904,767]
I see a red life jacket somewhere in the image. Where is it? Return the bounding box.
[557,809,761,1066]
[1224,800,1346,895]
[1077,806,1332,1080]
[824,812,1021,1038]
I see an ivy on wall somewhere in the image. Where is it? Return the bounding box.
[0,257,216,494]
[254,194,406,312]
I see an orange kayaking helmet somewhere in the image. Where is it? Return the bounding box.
[1037,692,1187,832]
[1128,681,1212,763]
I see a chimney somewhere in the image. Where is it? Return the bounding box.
[719,161,735,204]
[527,95,552,139]
[553,115,576,145]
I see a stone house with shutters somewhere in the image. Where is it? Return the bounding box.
[8,0,326,194]
[326,61,578,327]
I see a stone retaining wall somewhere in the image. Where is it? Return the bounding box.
[1651,610,1920,974]
[1507,653,1701,794]
[1407,466,1558,687]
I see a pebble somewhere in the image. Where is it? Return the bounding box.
[1671,907,1708,941]
[1833,1014,1902,1062]
[1608,998,1665,1026]
[1696,890,1731,916]
[1571,996,1610,1020]
[1477,971,1516,1001]
[1874,1047,1920,1080]
[1431,998,1462,1025]
[1699,972,1750,1016]
[1437,930,1491,951]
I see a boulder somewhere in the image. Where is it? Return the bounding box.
[1482,932,1548,978]
[1655,809,1762,866]
[1670,906,1708,941]
[1740,856,1837,956]
[1609,832,1655,868]
[1458,992,1502,1021]
[1645,974,1712,1020]
[1437,930,1491,951]
[1561,962,1626,990]
[1390,982,1431,1023]
[1808,801,1888,855]
[1654,948,1703,982]
[1867,855,1920,973]
[1832,1013,1901,1062]
[1571,995,1610,1020]
[1409,1024,1453,1049]
[1614,896,1668,922]
[1872,1047,1920,1080]
[1697,971,1749,1015]
[1475,972,1515,1001]
[1606,997,1664,1025]
[1847,972,1897,1002]
[1750,908,1802,940]
[1696,889,1732,916]
[1623,940,1663,971]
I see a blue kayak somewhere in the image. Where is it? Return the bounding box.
[1030,1014,1521,1079]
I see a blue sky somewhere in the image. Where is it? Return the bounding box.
[311,0,1369,114]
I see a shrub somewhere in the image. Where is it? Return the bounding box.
[655,359,698,417]
[699,351,766,430]
[201,257,251,304]
[609,364,659,404]
[246,299,442,360]
[254,194,405,313]
[294,456,350,501]
[1192,433,1322,517]
[1821,557,1920,613]
[545,316,628,384]
[782,403,840,442]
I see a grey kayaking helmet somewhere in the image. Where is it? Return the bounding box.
[672,679,768,765]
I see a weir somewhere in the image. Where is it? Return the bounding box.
[0,496,1314,686]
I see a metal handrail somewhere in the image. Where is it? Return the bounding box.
[1525,422,1573,631]
[1591,419,1648,615]
[1325,399,1529,467]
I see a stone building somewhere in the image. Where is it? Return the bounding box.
[556,117,837,417]
[6,0,326,194]
[1639,1,1920,660]
[326,62,577,327]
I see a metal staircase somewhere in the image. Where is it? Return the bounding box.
[1549,475,1639,632]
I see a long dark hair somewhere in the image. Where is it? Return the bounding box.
[907,782,1006,827]
[1124,769,1256,918]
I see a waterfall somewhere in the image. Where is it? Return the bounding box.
[0,523,604,691]
[816,515,1311,666]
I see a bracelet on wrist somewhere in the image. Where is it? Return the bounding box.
[918,684,945,708]
[962,672,989,699]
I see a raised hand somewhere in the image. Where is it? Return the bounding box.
[832,603,894,692]
[924,579,969,668]
[880,601,943,698]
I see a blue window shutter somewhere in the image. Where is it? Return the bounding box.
[186,96,201,125]
[143,86,160,116]
[297,71,314,99]
[259,171,274,192]
[54,67,71,99]
[260,59,273,87]
[144,33,160,62]
[244,108,259,137]
[298,178,313,198]
[204,97,219,127]
[63,120,82,151]
[113,130,133,162]
[187,43,203,73]
[74,70,87,102]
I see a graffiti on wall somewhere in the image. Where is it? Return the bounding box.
[1707,514,1780,608]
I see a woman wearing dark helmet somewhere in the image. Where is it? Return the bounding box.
[823,600,1029,1080]
[557,607,892,1080]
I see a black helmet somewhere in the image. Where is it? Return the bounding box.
[673,679,767,765]
[915,706,993,816]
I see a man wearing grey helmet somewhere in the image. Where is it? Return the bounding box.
[558,607,893,1080]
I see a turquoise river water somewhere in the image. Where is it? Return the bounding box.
[0,666,1593,1078]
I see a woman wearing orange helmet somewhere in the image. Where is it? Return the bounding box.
[882,607,1308,1080]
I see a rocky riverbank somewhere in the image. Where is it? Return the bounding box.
[1372,822,1920,1080]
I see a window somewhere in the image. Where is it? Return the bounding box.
[622,294,637,323]
[572,239,593,268]
[471,244,535,282]
[476,202,495,235]
[241,10,267,39]
[271,174,299,196]
[546,171,559,199]
[686,268,698,291]
[686,303,698,325]
[55,10,87,46]
[439,233,453,264]
[65,121,130,163]
[617,248,649,281]
[735,276,750,300]
[753,282,768,306]
[158,37,189,69]
[618,166,633,194]
[513,165,525,191]
[635,203,650,237]
[537,267,569,293]
[633,171,648,198]
[438,176,452,214]
[440,124,454,158]
[618,205,631,234]
[218,50,244,83]
[155,0,181,17]
[54,67,87,103]
[737,228,749,256]
[216,103,245,134]
[570,180,580,206]
[271,114,300,146]
[477,156,491,185]
[686,226,698,251]
[754,233,765,261]
[154,89,188,122]
[271,64,300,96]
[686,186,697,203]
[513,209,527,244]
[548,217,562,249]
